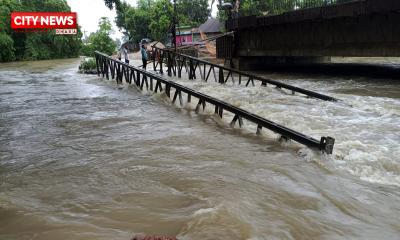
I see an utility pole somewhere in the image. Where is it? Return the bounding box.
[173,0,177,52]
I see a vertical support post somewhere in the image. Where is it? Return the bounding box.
[110,61,115,79]
[172,53,177,76]
[218,107,223,118]
[117,63,121,84]
[105,60,109,80]
[136,71,141,86]
[166,83,171,98]
[177,57,182,78]
[195,99,203,113]
[153,48,157,71]
[320,137,335,154]
[95,55,100,76]
[173,0,177,52]
[189,59,194,80]
[257,125,262,135]
[193,62,198,79]
[167,52,172,77]
[101,58,105,78]
[203,64,206,81]
[219,68,224,84]
[159,52,164,74]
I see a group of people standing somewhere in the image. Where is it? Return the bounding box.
[117,43,149,70]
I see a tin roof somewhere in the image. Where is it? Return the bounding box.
[199,18,222,33]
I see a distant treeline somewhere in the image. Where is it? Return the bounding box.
[0,0,82,62]
[103,0,210,43]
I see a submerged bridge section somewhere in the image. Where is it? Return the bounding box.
[151,47,338,101]
[95,51,335,154]
[219,0,400,69]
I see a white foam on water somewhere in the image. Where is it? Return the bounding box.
[192,206,220,217]
[164,73,400,187]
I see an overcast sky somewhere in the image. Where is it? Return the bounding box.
[66,0,218,41]
[66,0,136,40]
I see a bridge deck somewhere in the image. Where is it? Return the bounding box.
[151,47,338,102]
[95,51,335,154]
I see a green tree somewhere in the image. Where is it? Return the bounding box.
[20,0,83,60]
[137,0,154,10]
[115,2,151,43]
[177,0,210,26]
[104,0,120,9]
[0,33,15,61]
[149,0,174,41]
[105,0,211,44]
[0,0,21,61]
[81,17,117,56]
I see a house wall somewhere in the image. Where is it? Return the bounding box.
[176,35,193,45]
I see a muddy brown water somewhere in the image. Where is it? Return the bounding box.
[0,58,399,240]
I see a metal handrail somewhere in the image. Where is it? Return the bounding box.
[241,0,359,16]
[152,47,339,102]
[95,51,335,154]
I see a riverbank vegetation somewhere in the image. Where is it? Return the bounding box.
[78,57,97,74]
[103,0,210,43]
[0,0,83,62]
[78,17,117,74]
[80,17,117,57]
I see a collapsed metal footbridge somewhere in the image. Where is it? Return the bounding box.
[95,51,336,154]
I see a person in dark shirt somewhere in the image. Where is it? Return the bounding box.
[140,44,148,70]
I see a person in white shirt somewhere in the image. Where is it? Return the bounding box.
[123,46,129,64]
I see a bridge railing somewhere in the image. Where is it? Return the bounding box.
[268,0,356,15]
[94,51,336,154]
[226,0,362,29]
[151,46,338,102]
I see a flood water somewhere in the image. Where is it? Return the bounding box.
[0,58,399,240]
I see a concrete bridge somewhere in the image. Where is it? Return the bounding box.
[217,0,400,70]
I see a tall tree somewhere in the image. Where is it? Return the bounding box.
[177,0,210,26]
[81,17,117,56]
[0,0,21,61]
[137,0,154,10]
[106,0,211,44]
[115,1,151,42]
[104,0,120,9]
[149,0,174,41]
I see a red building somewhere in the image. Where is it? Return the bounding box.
[175,18,222,46]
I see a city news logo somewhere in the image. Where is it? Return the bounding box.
[11,12,77,35]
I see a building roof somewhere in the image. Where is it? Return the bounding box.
[199,18,222,33]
